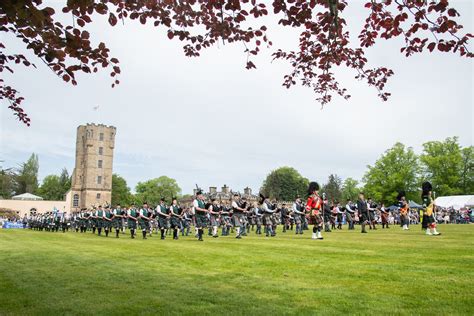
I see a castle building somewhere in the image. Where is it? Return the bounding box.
[70,124,116,211]
[180,185,259,205]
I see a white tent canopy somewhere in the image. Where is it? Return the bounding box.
[434,195,474,210]
[11,193,44,201]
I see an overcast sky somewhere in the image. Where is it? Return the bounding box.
[1,1,472,195]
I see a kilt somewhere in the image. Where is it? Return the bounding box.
[359,213,369,223]
[96,219,103,228]
[195,213,208,228]
[139,220,150,230]
[345,211,354,222]
[113,218,122,229]
[309,213,323,226]
[400,214,409,225]
[170,217,181,228]
[210,215,220,227]
[263,213,273,225]
[255,216,263,225]
[369,211,376,221]
[103,219,112,228]
[232,213,244,227]
[128,220,137,229]
[158,216,169,229]
[222,216,232,226]
[248,216,256,225]
[422,214,435,229]
[381,213,389,224]
[294,214,302,225]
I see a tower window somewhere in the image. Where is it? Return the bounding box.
[96,193,101,199]
[97,176,102,184]
[99,147,103,155]
[110,132,114,140]
[98,160,103,168]
[99,133,104,141]
[73,194,79,207]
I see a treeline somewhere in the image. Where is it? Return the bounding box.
[0,154,181,204]
[2,137,472,206]
[0,153,71,200]
[260,137,473,204]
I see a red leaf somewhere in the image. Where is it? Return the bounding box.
[63,74,70,82]
[167,31,174,39]
[108,13,117,26]
[427,42,436,52]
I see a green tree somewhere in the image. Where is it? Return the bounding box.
[37,175,64,200]
[0,166,17,199]
[460,146,474,194]
[363,143,420,204]
[135,176,181,206]
[420,137,463,196]
[321,174,342,202]
[59,168,71,194]
[260,167,309,201]
[112,174,132,206]
[341,177,359,203]
[16,153,39,194]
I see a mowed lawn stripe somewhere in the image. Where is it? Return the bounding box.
[0,225,473,315]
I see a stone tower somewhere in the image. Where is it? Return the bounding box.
[70,123,116,210]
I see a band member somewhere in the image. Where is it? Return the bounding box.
[335,202,344,230]
[103,205,113,237]
[253,202,263,235]
[193,190,208,241]
[169,198,182,240]
[231,193,247,239]
[305,182,324,240]
[380,203,390,229]
[260,194,276,237]
[280,204,289,232]
[139,202,151,239]
[421,182,441,236]
[127,204,138,239]
[208,199,220,238]
[322,195,332,232]
[112,204,124,238]
[181,207,193,236]
[218,202,230,236]
[357,192,369,233]
[156,198,170,240]
[397,191,410,230]
[330,203,337,230]
[96,205,104,236]
[292,197,305,235]
[345,201,355,230]
[367,198,377,230]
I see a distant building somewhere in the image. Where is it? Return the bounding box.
[180,185,259,205]
[0,123,117,217]
[70,124,116,211]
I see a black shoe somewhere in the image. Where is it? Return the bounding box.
[198,238,203,241]
[361,231,368,233]
[236,236,242,239]
[212,235,219,238]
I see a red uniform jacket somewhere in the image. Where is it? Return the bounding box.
[306,194,322,216]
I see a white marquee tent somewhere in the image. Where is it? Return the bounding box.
[11,193,44,201]
[434,195,474,210]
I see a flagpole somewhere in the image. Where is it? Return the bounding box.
[93,105,100,123]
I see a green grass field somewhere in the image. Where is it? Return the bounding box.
[1,225,473,315]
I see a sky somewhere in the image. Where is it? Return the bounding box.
[1,1,473,195]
